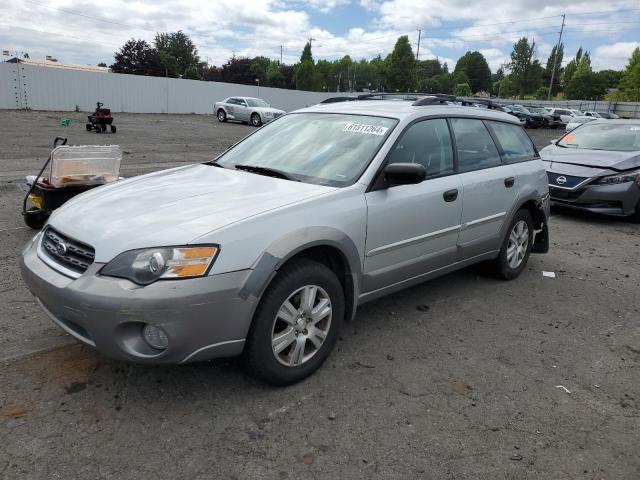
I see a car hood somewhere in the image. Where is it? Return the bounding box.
[254,107,286,114]
[540,145,640,171]
[48,164,335,262]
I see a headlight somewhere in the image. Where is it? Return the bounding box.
[595,170,640,185]
[101,245,219,285]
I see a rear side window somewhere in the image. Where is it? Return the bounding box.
[450,118,501,172]
[489,122,536,161]
[387,119,454,177]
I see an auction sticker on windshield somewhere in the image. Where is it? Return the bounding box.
[343,123,389,136]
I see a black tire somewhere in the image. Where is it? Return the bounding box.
[101,124,107,132]
[85,124,92,132]
[110,125,116,133]
[94,125,101,133]
[251,113,262,127]
[243,258,344,386]
[24,208,47,230]
[630,202,640,223]
[491,209,534,280]
[217,109,227,122]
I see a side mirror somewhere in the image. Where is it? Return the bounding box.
[384,163,426,186]
[550,139,558,144]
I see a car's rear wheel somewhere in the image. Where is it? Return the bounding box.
[251,113,262,127]
[492,209,534,280]
[217,109,227,122]
[630,202,640,223]
[243,258,344,386]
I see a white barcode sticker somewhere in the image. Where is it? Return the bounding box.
[342,123,389,136]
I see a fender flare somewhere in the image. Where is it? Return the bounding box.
[238,226,362,321]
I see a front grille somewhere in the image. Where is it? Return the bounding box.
[41,227,95,274]
[547,172,588,189]
[549,186,584,200]
[273,112,284,118]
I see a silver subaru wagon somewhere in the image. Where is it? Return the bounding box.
[21,97,550,385]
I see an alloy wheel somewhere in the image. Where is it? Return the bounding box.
[271,285,332,367]
[507,220,529,269]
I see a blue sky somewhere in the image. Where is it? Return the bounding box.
[2,0,639,72]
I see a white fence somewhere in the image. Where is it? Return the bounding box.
[2,62,639,117]
[0,62,334,113]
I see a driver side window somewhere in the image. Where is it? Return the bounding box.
[387,118,454,178]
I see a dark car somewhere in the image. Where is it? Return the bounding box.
[540,120,640,221]
[526,106,561,129]
[506,105,544,129]
[597,112,620,119]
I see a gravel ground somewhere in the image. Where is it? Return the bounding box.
[0,111,638,480]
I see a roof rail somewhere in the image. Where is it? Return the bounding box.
[411,95,455,106]
[320,92,440,104]
[457,97,505,111]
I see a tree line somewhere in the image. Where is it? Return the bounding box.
[110,31,640,101]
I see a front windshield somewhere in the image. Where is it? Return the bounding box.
[214,113,397,186]
[557,123,640,152]
[246,98,270,107]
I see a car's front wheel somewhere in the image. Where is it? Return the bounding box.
[243,258,344,385]
[492,209,534,280]
[251,113,262,127]
[217,109,227,122]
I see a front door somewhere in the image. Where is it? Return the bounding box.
[364,118,463,293]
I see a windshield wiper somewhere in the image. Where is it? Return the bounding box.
[234,164,299,181]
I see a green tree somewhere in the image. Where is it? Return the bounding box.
[507,38,543,98]
[154,31,201,77]
[566,56,605,100]
[596,69,623,89]
[295,42,318,91]
[544,43,564,95]
[498,76,516,98]
[453,83,472,97]
[301,42,313,63]
[250,56,271,85]
[183,66,202,80]
[111,39,163,76]
[535,86,548,100]
[606,47,640,101]
[453,51,491,93]
[266,62,286,88]
[386,36,416,91]
[219,57,254,84]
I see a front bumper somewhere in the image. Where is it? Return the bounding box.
[21,235,257,364]
[549,181,640,217]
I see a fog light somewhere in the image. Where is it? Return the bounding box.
[143,324,169,350]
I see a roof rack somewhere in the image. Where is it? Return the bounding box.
[412,94,456,106]
[456,98,505,111]
[320,92,439,104]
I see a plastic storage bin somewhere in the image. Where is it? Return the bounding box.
[48,145,122,188]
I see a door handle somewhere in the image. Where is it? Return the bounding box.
[504,177,515,188]
[443,189,458,202]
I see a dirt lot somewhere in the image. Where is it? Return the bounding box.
[0,111,638,479]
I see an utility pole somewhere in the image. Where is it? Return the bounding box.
[547,14,565,101]
[280,45,283,64]
[416,29,422,60]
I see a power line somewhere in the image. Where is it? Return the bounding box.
[22,0,158,33]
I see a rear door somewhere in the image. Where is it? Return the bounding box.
[450,117,517,260]
[363,118,462,292]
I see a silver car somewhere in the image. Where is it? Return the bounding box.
[21,99,550,385]
[214,97,285,127]
[541,119,640,221]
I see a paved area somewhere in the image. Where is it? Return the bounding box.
[0,111,638,479]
